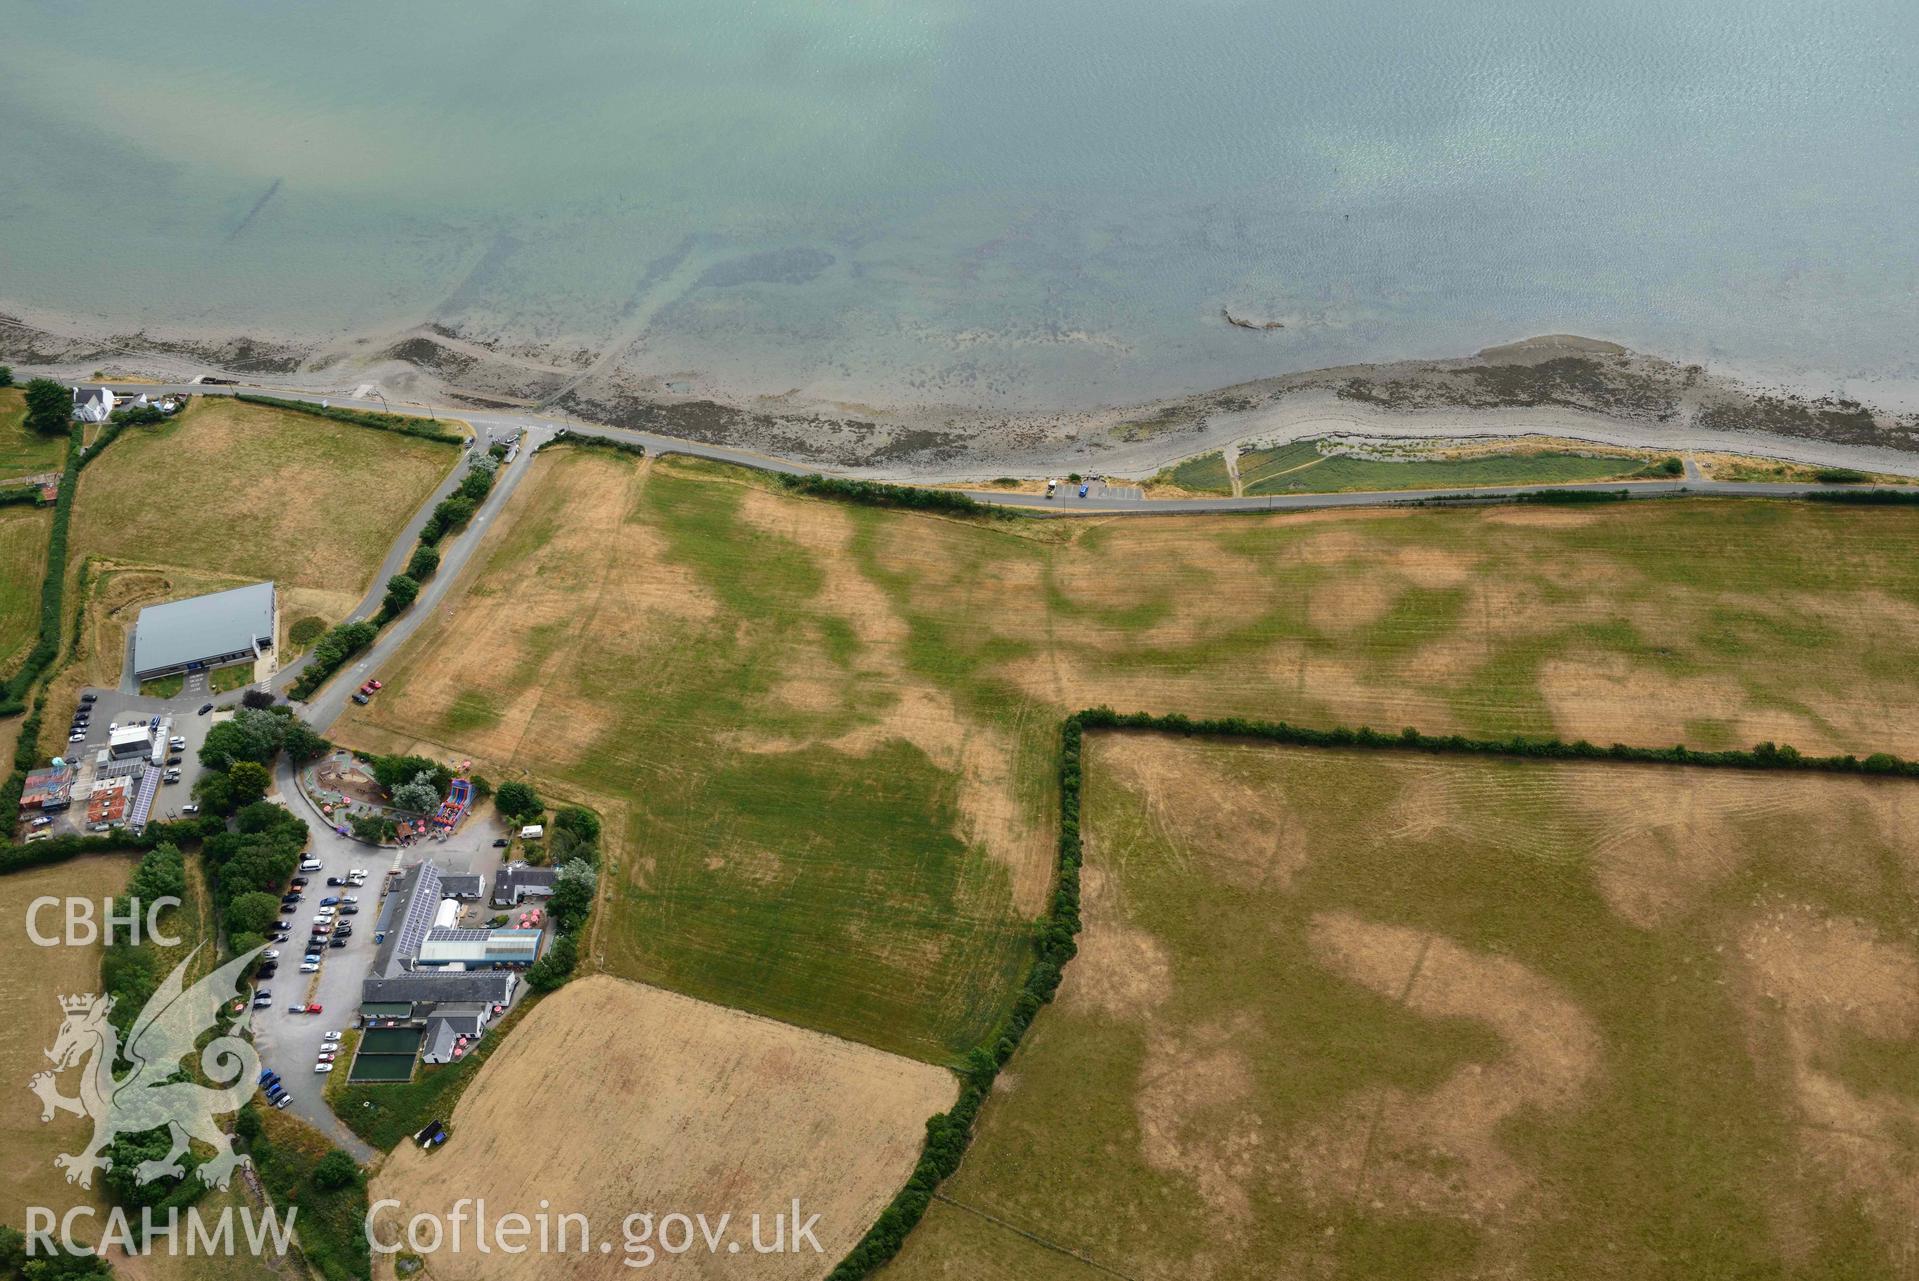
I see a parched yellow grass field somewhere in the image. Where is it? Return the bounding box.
[371,974,956,1281]
[0,856,133,1229]
[0,502,52,676]
[70,395,457,608]
[884,733,1919,1280]
[337,450,1919,1067]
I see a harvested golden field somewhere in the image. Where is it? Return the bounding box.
[884,733,1919,1280]
[336,452,1919,1064]
[371,974,956,1281]
[0,856,132,1229]
[71,396,456,606]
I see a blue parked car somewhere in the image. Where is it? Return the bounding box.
[1078,483,1089,498]
[320,896,340,906]
[258,1069,278,1086]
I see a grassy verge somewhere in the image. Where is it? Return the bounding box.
[252,1105,371,1281]
[139,673,185,698]
[233,393,467,445]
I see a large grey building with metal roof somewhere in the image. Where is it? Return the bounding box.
[131,582,276,681]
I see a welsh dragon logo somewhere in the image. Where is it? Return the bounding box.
[30,946,264,1190]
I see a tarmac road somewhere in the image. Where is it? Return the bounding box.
[88,382,1917,526]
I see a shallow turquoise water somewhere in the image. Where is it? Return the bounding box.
[1,0,1912,408]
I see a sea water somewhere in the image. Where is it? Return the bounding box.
[0,0,1912,409]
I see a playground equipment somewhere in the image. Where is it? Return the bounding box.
[432,777,473,830]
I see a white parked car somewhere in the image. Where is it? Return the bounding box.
[300,860,323,872]
[262,949,280,959]
[322,1031,343,1042]
[314,1063,333,1073]
[300,962,320,973]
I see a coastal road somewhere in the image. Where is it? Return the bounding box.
[86,382,1917,525]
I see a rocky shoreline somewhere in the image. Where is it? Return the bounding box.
[5,309,1915,481]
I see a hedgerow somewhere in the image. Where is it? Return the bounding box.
[287,620,378,700]
[775,473,992,516]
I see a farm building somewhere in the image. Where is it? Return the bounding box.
[131,581,277,682]
[417,927,543,969]
[20,763,74,813]
[490,862,559,908]
[438,873,485,900]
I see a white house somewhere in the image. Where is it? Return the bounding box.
[71,387,116,423]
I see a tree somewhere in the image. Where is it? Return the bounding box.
[192,770,235,816]
[226,761,270,807]
[406,545,440,580]
[553,805,600,844]
[495,781,542,820]
[550,860,597,932]
[369,753,450,794]
[312,1149,361,1191]
[390,770,440,814]
[0,365,12,387]
[233,1104,263,1142]
[525,933,578,991]
[348,811,396,844]
[23,378,70,436]
[282,719,330,763]
[380,573,420,619]
[242,688,276,710]
[199,708,288,769]
[226,890,282,937]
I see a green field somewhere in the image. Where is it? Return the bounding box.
[344,452,1919,1068]
[1154,450,1234,494]
[0,387,66,483]
[1236,440,1650,494]
[884,733,1919,1280]
[0,503,52,675]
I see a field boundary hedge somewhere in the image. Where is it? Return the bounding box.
[774,472,994,516]
[232,394,466,446]
[828,706,1919,1277]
